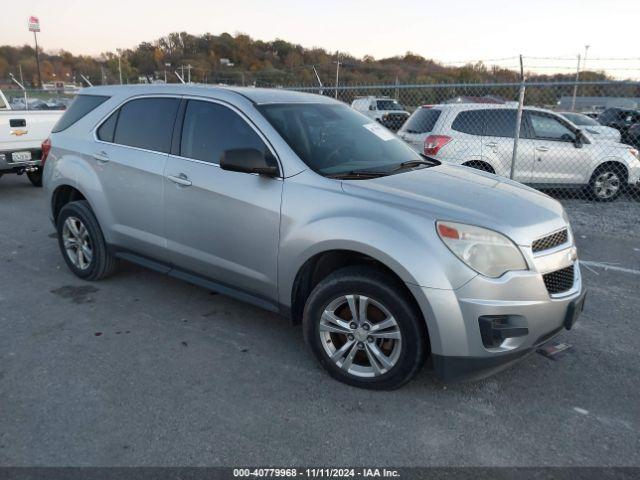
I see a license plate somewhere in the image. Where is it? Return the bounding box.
[564,290,586,330]
[12,151,32,162]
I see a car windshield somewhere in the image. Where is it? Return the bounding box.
[376,100,403,110]
[561,112,599,126]
[259,103,425,177]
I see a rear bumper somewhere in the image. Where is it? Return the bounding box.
[0,150,42,172]
[408,261,585,382]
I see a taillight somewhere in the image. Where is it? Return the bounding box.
[41,137,51,166]
[424,135,452,156]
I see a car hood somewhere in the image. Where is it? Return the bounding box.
[341,164,567,246]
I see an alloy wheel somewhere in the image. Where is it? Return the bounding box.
[62,216,93,270]
[319,294,402,378]
[594,171,620,199]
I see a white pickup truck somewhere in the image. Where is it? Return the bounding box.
[1,89,64,186]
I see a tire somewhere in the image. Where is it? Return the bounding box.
[56,200,117,280]
[27,168,42,187]
[303,265,427,390]
[588,164,626,201]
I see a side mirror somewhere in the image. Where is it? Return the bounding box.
[220,148,279,177]
[573,129,584,148]
[369,104,376,111]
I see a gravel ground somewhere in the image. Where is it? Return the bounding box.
[0,175,639,467]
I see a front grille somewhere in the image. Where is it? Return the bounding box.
[543,265,575,295]
[532,229,568,253]
[381,114,409,131]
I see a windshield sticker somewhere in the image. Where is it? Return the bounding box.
[363,123,396,141]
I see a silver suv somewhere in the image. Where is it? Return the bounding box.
[397,103,640,201]
[44,85,585,389]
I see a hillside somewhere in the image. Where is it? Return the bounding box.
[0,31,610,88]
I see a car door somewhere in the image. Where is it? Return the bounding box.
[163,98,283,301]
[480,108,535,182]
[526,111,586,185]
[93,96,180,258]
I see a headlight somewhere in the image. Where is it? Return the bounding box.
[436,221,527,278]
[629,148,639,161]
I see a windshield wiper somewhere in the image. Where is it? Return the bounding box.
[391,158,438,172]
[327,169,390,179]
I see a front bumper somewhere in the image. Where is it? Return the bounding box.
[408,256,584,382]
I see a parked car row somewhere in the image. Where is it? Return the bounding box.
[395,103,640,201]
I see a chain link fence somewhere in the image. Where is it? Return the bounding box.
[3,80,640,204]
[287,81,640,203]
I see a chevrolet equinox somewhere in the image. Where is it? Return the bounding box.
[43,85,586,389]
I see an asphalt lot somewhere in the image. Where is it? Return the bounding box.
[0,174,639,467]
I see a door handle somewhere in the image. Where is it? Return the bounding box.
[485,142,498,148]
[93,151,110,163]
[536,146,550,152]
[167,173,192,187]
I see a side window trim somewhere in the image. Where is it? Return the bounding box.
[171,96,282,177]
[93,94,183,154]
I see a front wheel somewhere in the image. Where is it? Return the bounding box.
[303,266,427,389]
[27,168,42,187]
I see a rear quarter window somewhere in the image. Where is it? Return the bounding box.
[51,95,110,133]
[402,108,441,133]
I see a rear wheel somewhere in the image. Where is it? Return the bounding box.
[27,168,42,187]
[303,266,427,389]
[589,164,626,201]
[56,200,117,280]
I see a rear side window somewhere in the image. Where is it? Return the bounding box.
[403,108,441,133]
[51,95,109,133]
[484,109,517,137]
[180,100,267,164]
[113,98,179,153]
[451,110,485,135]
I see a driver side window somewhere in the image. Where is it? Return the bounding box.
[529,113,576,142]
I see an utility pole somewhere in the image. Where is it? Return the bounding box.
[570,54,582,112]
[186,64,193,83]
[510,54,526,180]
[333,53,341,100]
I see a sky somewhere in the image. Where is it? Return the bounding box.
[1,0,639,78]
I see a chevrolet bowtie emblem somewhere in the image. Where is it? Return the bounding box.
[10,129,28,136]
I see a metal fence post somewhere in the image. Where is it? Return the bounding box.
[510,55,526,180]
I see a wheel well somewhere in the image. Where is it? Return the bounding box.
[462,161,495,173]
[290,250,427,334]
[592,161,628,182]
[52,185,86,222]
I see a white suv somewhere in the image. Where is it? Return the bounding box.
[351,96,409,132]
[397,104,640,201]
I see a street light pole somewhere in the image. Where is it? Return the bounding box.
[570,54,582,112]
